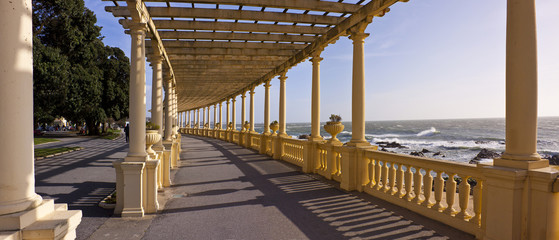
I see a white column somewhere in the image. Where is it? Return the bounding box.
[278,72,288,137]
[495,0,546,169]
[164,75,173,141]
[249,89,255,132]
[263,80,271,135]
[149,55,164,148]
[196,108,200,128]
[226,99,231,129]
[241,93,246,130]
[347,19,372,147]
[206,106,210,128]
[213,104,217,129]
[0,0,43,215]
[232,97,237,131]
[218,102,223,129]
[310,51,323,141]
[126,23,149,161]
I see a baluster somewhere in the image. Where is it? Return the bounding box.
[361,156,370,187]
[414,168,423,204]
[422,169,433,207]
[368,158,375,188]
[336,153,342,175]
[444,173,457,215]
[382,162,389,192]
[456,175,472,220]
[375,161,383,190]
[434,171,445,211]
[389,162,396,195]
[405,165,414,201]
[397,164,404,198]
[473,179,483,226]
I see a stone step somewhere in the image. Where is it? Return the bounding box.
[0,199,55,231]
[21,209,82,240]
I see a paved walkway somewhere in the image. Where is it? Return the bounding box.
[35,135,474,240]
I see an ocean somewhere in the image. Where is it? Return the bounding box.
[249,117,559,163]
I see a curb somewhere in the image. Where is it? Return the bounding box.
[35,147,84,160]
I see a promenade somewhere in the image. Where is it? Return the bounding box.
[34,135,473,240]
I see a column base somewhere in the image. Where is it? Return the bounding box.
[278,133,290,138]
[494,157,549,170]
[0,199,81,240]
[308,136,323,142]
[124,154,148,162]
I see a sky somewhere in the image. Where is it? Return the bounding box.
[84,0,559,123]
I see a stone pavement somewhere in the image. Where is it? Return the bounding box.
[35,134,475,240]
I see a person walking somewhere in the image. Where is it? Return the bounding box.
[124,124,129,142]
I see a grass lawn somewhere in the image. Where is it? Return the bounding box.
[35,147,80,158]
[34,138,60,145]
[101,129,122,140]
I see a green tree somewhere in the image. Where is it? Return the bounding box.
[33,0,129,134]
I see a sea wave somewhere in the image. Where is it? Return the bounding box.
[416,127,440,137]
[372,137,505,151]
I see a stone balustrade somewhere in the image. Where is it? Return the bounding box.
[185,128,538,239]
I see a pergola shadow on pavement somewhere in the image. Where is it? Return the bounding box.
[143,135,474,240]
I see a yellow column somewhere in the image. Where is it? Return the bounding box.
[126,23,149,162]
[310,51,323,141]
[278,73,288,137]
[226,99,231,129]
[347,18,372,147]
[0,0,43,215]
[232,97,237,131]
[213,104,217,129]
[206,106,210,128]
[263,80,271,135]
[494,0,547,169]
[149,55,165,149]
[249,88,256,132]
[164,74,173,141]
[241,92,246,130]
[219,102,223,129]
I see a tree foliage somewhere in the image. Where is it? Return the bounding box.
[33,0,129,134]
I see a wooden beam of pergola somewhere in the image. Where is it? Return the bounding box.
[166,60,285,66]
[155,31,317,43]
[137,0,362,13]
[147,47,298,56]
[107,7,343,25]
[168,64,276,69]
[150,20,329,35]
[146,40,307,50]
[167,55,289,61]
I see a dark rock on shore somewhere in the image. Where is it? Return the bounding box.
[421,148,430,153]
[376,141,407,149]
[541,154,559,165]
[298,134,309,140]
[410,151,425,157]
[469,149,501,164]
[433,151,445,158]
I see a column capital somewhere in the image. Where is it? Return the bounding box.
[147,54,164,65]
[310,55,323,64]
[232,97,237,103]
[249,89,255,95]
[241,92,247,98]
[128,22,148,35]
[348,16,373,41]
[279,72,288,82]
[264,80,272,88]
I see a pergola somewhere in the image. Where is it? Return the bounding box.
[104,0,395,111]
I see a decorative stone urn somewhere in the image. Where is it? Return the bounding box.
[146,130,161,159]
[243,122,250,132]
[270,122,279,136]
[228,122,233,130]
[324,122,344,144]
[204,123,209,129]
